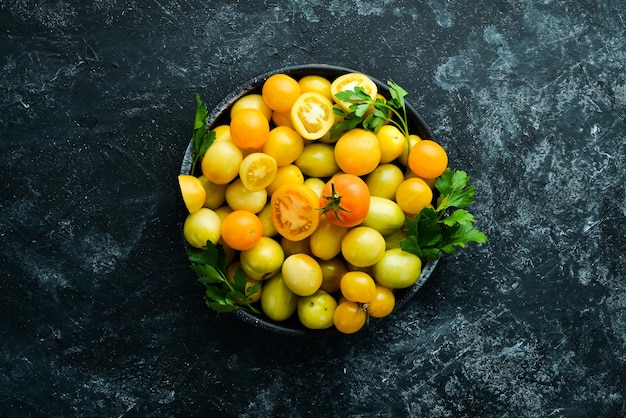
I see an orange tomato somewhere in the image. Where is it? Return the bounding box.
[333,301,367,334]
[366,284,395,318]
[220,210,263,251]
[395,177,433,215]
[340,271,377,303]
[262,73,301,113]
[407,139,448,179]
[229,108,270,150]
[270,183,320,241]
[334,128,381,176]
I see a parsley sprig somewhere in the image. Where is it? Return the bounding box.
[190,95,216,174]
[400,169,488,261]
[188,241,261,313]
[330,80,410,139]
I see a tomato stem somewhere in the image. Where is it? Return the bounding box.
[318,181,352,220]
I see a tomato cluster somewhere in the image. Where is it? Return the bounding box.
[180,72,448,334]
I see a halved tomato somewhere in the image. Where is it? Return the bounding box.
[330,72,378,112]
[239,152,277,191]
[290,92,335,140]
[270,183,321,241]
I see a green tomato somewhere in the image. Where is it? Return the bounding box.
[260,273,298,321]
[294,143,340,178]
[240,236,285,280]
[341,226,386,268]
[361,196,406,236]
[364,163,404,200]
[372,248,422,289]
[297,289,338,329]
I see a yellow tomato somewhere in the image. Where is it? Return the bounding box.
[330,72,378,112]
[290,92,335,140]
[178,175,206,213]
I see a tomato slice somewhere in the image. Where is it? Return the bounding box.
[270,184,321,241]
[330,72,378,112]
[290,92,335,140]
[239,152,278,191]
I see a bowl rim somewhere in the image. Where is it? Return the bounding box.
[180,64,438,337]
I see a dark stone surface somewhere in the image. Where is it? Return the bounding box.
[1,1,625,417]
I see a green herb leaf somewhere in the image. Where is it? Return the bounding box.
[188,241,260,314]
[435,169,476,211]
[190,95,216,174]
[400,169,487,261]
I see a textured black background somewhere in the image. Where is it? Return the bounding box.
[2,1,625,417]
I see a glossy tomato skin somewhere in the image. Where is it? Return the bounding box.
[319,174,370,227]
[372,248,422,289]
[261,272,298,321]
[297,289,337,329]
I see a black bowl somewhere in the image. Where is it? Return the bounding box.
[181,64,438,337]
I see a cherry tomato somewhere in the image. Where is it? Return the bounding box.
[384,228,409,250]
[298,75,332,100]
[319,173,370,228]
[309,216,348,260]
[330,72,378,112]
[366,284,395,318]
[295,142,340,178]
[178,175,206,213]
[230,93,272,121]
[333,301,367,334]
[183,208,221,249]
[201,141,243,184]
[372,248,422,289]
[399,134,421,166]
[303,177,325,198]
[365,163,405,200]
[395,177,433,216]
[220,210,263,251]
[375,124,406,163]
[297,289,337,329]
[290,92,335,140]
[239,236,285,280]
[212,124,232,143]
[340,271,376,303]
[318,257,348,293]
[262,73,301,113]
[341,226,386,267]
[262,126,304,166]
[361,196,405,236]
[229,108,270,150]
[225,178,267,213]
[281,253,323,296]
[334,128,381,176]
[197,175,228,210]
[261,272,298,321]
[256,202,278,237]
[280,236,312,257]
[266,164,304,196]
[270,184,320,241]
[407,139,448,179]
[271,110,294,129]
[239,152,277,192]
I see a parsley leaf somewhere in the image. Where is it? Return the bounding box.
[187,241,260,314]
[190,95,216,174]
[330,80,410,140]
[400,168,487,261]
